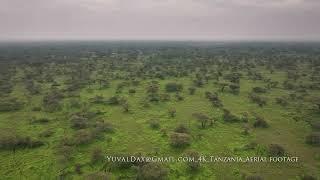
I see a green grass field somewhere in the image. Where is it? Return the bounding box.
[0,43,320,179]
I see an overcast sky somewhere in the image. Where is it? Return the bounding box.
[1,0,320,41]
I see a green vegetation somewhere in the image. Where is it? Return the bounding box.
[0,41,319,179]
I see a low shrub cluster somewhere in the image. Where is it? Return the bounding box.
[253,116,269,128]
[0,98,23,112]
[137,163,168,180]
[0,133,43,150]
[305,132,320,146]
[170,133,191,148]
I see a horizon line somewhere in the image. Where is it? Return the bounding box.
[1,37,320,43]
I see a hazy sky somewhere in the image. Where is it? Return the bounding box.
[1,0,320,41]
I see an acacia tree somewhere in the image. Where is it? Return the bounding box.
[192,113,212,128]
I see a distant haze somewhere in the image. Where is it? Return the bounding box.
[1,0,320,41]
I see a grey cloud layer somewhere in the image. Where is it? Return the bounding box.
[0,0,319,40]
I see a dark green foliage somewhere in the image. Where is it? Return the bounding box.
[73,129,94,145]
[128,89,136,94]
[283,80,296,90]
[0,81,13,94]
[24,80,41,95]
[253,116,269,128]
[93,121,114,133]
[205,92,223,107]
[252,87,267,93]
[106,96,120,105]
[147,81,159,94]
[137,163,168,180]
[90,95,106,104]
[223,109,240,123]
[174,124,189,134]
[193,78,204,87]
[224,72,241,84]
[165,82,183,92]
[185,150,200,171]
[39,129,54,138]
[248,93,267,107]
[268,144,285,156]
[71,115,89,129]
[111,154,134,169]
[300,175,317,180]
[148,93,160,102]
[305,133,320,146]
[175,93,184,101]
[0,133,43,150]
[229,83,240,94]
[43,90,64,112]
[31,117,50,124]
[0,97,23,112]
[275,97,288,106]
[188,87,196,95]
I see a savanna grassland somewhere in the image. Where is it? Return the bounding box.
[0,41,319,180]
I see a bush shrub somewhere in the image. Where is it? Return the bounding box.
[128,89,136,94]
[300,175,317,180]
[107,96,120,105]
[275,97,288,106]
[305,132,320,146]
[71,115,89,129]
[0,98,24,112]
[149,119,160,129]
[268,144,285,156]
[223,109,240,123]
[188,87,196,95]
[252,87,267,93]
[73,130,94,145]
[175,93,184,101]
[160,93,170,101]
[43,90,64,112]
[253,116,269,128]
[170,133,191,148]
[137,163,168,180]
[93,121,114,134]
[0,134,43,150]
[31,117,50,124]
[185,150,200,171]
[174,124,189,134]
[248,93,267,107]
[165,82,183,92]
[39,129,54,138]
